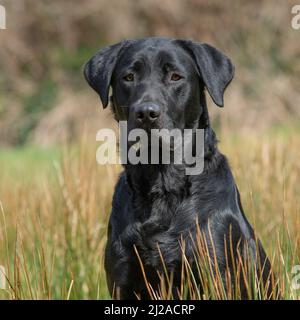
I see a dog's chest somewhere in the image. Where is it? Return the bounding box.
[130,167,190,223]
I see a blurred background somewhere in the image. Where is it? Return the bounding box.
[0,0,299,147]
[0,0,300,300]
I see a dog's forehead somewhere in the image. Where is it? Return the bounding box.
[119,39,194,69]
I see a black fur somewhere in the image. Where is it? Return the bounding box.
[84,37,278,299]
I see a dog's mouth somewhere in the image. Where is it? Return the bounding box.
[126,131,182,152]
[131,120,163,132]
[121,118,185,154]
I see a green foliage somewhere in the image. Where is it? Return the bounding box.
[17,80,59,144]
[58,46,101,75]
[24,80,58,115]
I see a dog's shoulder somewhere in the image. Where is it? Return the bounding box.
[109,171,133,236]
[112,171,130,205]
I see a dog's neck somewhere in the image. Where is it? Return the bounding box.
[124,125,220,223]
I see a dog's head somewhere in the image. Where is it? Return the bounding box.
[84,37,234,132]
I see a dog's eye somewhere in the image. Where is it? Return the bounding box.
[170,73,182,81]
[123,73,134,82]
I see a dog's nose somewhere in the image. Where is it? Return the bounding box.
[135,104,161,123]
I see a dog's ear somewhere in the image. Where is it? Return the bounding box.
[175,40,234,107]
[84,40,130,108]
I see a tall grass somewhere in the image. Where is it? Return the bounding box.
[0,126,300,299]
[134,223,280,300]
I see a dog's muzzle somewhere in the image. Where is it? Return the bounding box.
[134,103,161,127]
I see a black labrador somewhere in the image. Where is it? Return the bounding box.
[84,37,278,299]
